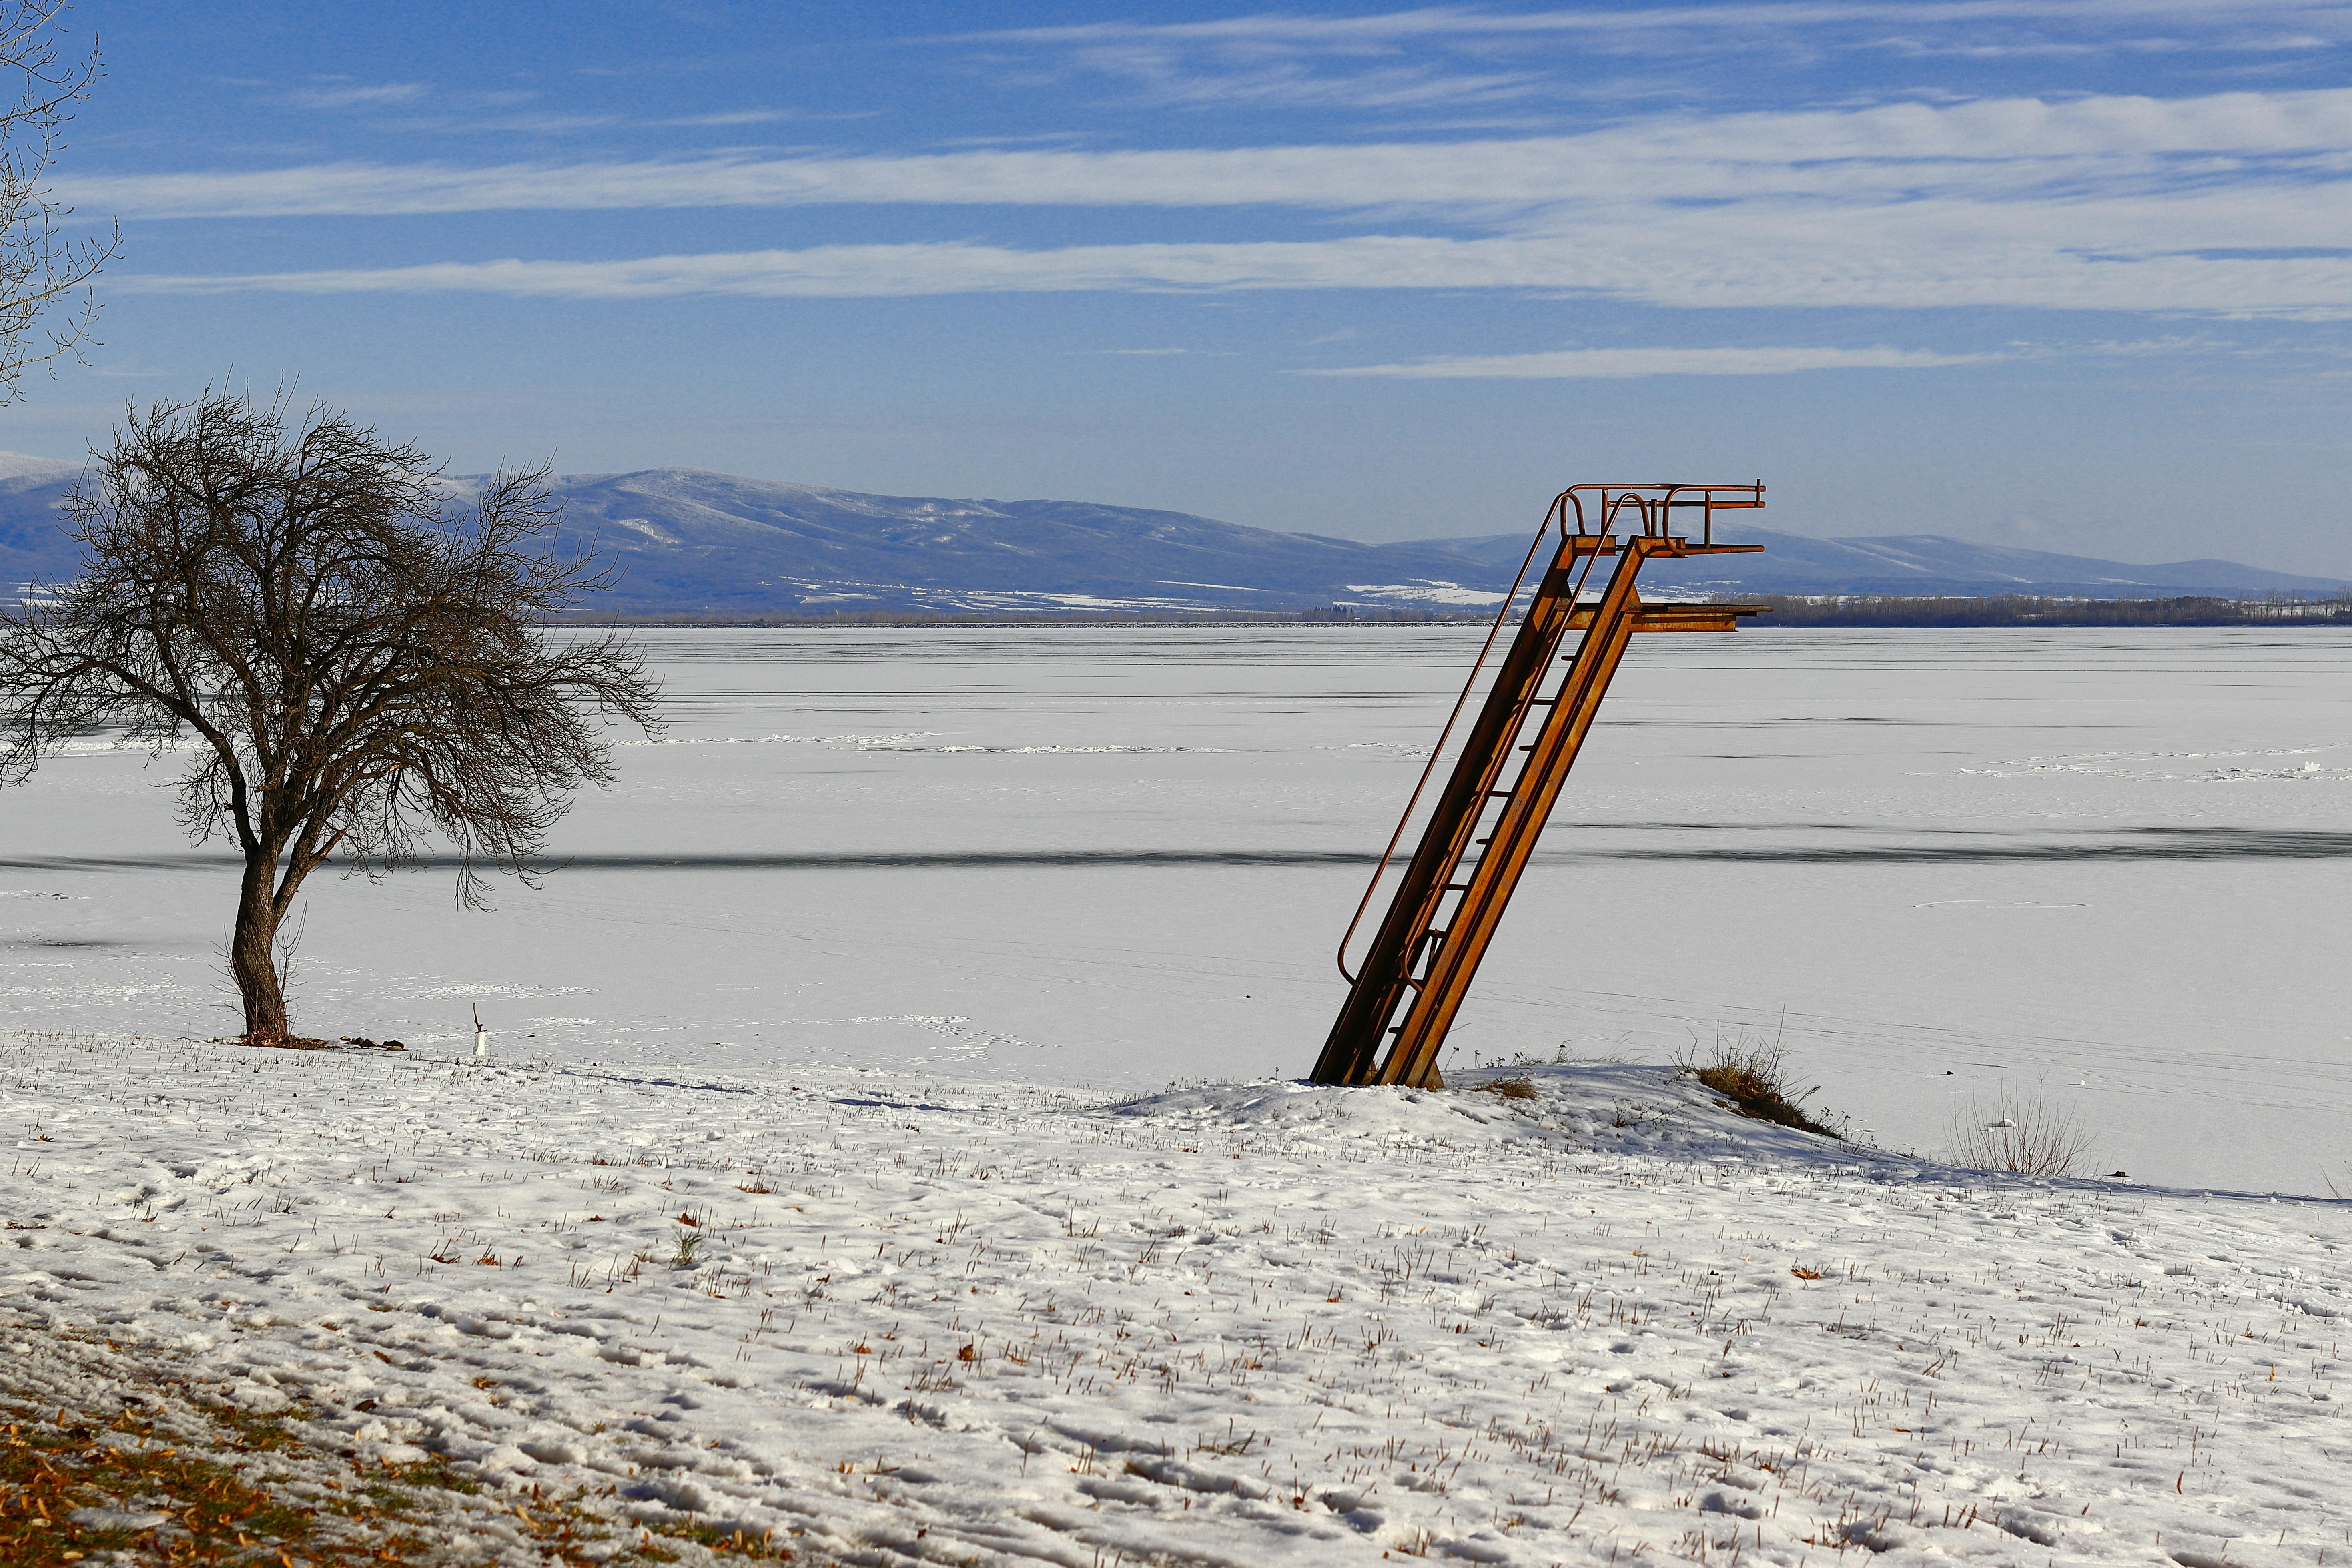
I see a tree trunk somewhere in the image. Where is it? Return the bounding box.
[231,853,287,1037]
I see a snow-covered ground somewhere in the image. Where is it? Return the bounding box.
[8,626,2352,1563]
[11,1032,2351,1566]
[3,626,2348,1193]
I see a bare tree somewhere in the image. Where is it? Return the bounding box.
[0,390,663,1039]
[0,2,115,400]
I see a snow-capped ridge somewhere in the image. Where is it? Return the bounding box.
[0,449,80,484]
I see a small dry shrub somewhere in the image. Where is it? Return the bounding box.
[1470,1077,1538,1101]
[1947,1080,2089,1177]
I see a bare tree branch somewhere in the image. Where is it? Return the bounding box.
[0,2,116,401]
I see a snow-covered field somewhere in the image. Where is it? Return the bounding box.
[7,625,2352,1564]
[11,1033,2351,1566]
[4,626,2348,1192]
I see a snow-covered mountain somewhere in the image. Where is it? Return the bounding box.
[2,457,2342,612]
[0,461,1502,615]
[0,451,84,598]
[527,468,1502,614]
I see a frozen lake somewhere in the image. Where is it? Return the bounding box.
[6,624,2348,1193]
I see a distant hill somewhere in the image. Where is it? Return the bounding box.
[2,457,2342,613]
[0,453,84,599]
[0,462,1508,615]
[514,469,1504,614]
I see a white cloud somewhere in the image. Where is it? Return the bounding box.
[661,109,823,128]
[1007,31,1553,113]
[1097,58,1548,111]
[108,229,2352,318]
[63,88,2352,220]
[1297,345,1999,377]
[79,86,2352,319]
[961,4,2352,116]
[666,110,787,127]
[284,82,429,112]
[970,1,2352,46]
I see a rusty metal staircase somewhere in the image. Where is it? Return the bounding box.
[1311,483,1769,1088]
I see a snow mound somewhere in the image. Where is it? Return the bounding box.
[1107,1063,1902,1169]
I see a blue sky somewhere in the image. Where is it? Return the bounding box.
[13,2,2352,569]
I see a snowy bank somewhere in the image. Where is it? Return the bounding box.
[6,1033,2350,1566]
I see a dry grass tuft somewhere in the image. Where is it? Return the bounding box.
[1469,1078,1538,1101]
[1679,1024,1842,1140]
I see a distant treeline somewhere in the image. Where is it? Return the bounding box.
[1747,594,2352,628]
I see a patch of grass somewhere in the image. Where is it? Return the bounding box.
[1,1409,327,1565]
[377,1452,484,1498]
[1468,1078,1538,1101]
[1679,1024,1843,1140]
[0,1361,755,1567]
[638,1516,799,1559]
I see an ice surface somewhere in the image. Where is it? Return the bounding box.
[3,625,2350,1193]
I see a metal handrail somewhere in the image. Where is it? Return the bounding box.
[1561,482,1764,548]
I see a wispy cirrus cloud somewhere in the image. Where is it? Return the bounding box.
[663,109,804,128]
[107,229,2352,319]
[282,81,431,112]
[1297,332,2239,379]
[1297,344,1999,377]
[968,1,2352,49]
[961,3,2352,114]
[1074,56,1550,112]
[63,88,2352,220]
[82,86,2352,319]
